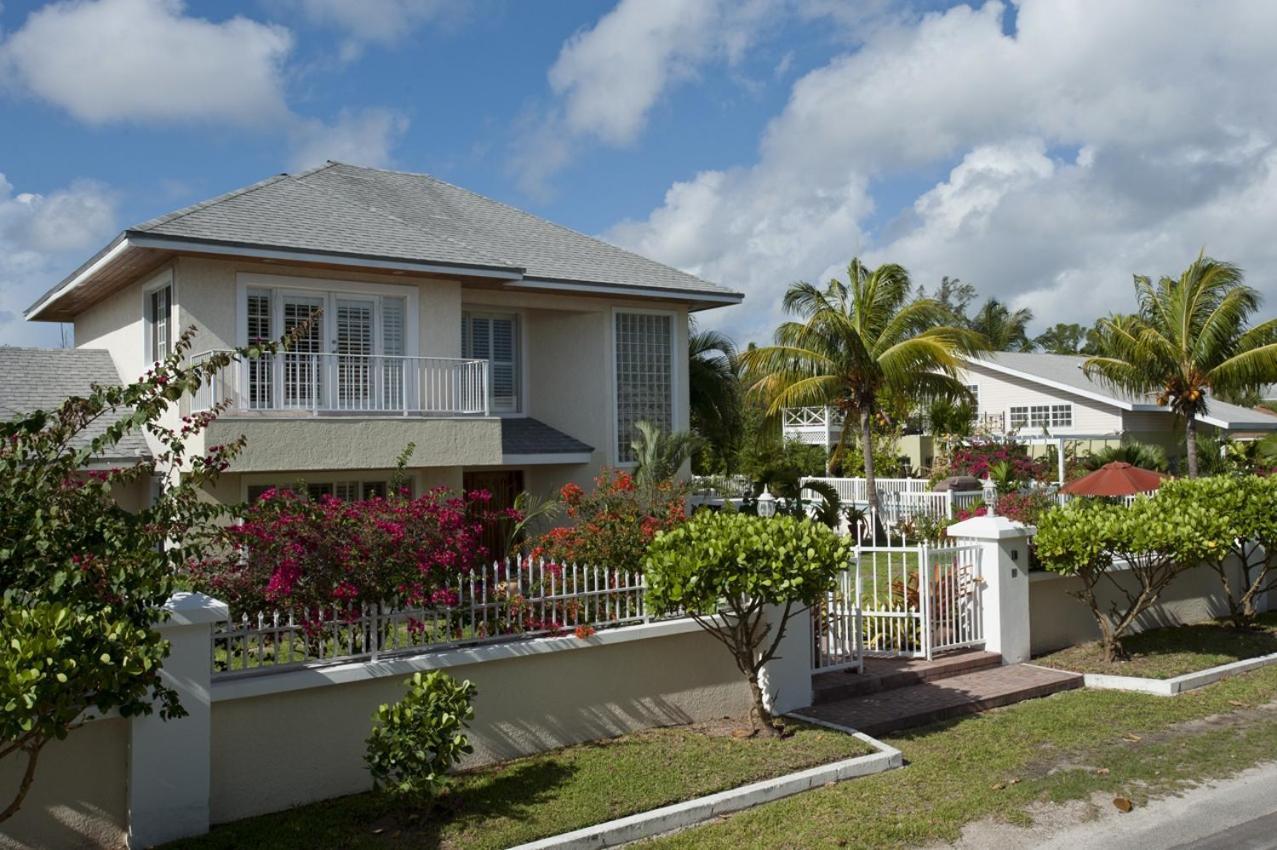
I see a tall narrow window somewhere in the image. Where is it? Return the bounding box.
[146,285,172,363]
[246,290,272,408]
[615,312,673,463]
[462,312,520,412]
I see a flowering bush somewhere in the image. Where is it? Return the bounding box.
[949,439,1048,483]
[995,489,1055,526]
[186,487,514,620]
[531,469,686,573]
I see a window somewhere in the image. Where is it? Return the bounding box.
[146,285,172,362]
[462,312,520,413]
[1009,403,1072,429]
[247,479,397,504]
[615,311,673,463]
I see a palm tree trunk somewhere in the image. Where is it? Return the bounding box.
[861,409,881,515]
[1185,416,1200,478]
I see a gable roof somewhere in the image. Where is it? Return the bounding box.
[969,351,1277,431]
[0,347,152,462]
[27,162,741,320]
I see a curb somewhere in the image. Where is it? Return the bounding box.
[507,722,902,849]
[1063,650,1277,697]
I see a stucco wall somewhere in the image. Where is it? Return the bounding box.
[209,623,749,823]
[1029,560,1249,655]
[0,719,128,850]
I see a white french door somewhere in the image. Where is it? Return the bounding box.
[335,297,376,410]
[280,293,324,409]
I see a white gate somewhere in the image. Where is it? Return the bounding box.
[813,531,984,669]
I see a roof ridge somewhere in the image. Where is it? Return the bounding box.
[295,165,519,269]
[325,162,726,290]
[130,173,296,232]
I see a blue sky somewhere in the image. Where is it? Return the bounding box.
[3,0,1277,347]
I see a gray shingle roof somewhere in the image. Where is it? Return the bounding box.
[131,162,737,298]
[500,418,593,456]
[0,347,151,461]
[975,352,1277,430]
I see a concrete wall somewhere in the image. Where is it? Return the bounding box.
[209,622,749,823]
[958,363,1124,435]
[1029,561,1248,656]
[0,719,128,850]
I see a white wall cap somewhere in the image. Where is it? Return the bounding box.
[159,591,230,627]
[946,514,1036,541]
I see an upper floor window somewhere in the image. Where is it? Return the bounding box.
[146,285,172,363]
[462,312,520,413]
[615,311,673,463]
[1009,403,1072,429]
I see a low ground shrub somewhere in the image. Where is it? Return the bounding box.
[366,670,477,802]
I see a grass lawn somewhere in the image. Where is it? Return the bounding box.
[644,665,1277,849]
[1034,612,1277,679]
[164,720,872,850]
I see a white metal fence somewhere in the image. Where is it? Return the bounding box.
[211,558,650,678]
[190,350,490,416]
[812,567,863,673]
[802,476,990,525]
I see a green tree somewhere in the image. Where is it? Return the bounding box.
[688,322,742,471]
[1084,254,1277,476]
[915,275,977,324]
[1034,322,1087,354]
[969,298,1035,352]
[0,330,281,822]
[630,420,702,491]
[740,258,984,513]
[644,512,851,736]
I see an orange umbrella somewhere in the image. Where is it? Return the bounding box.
[1060,461,1167,497]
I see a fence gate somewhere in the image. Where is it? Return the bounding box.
[813,534,984,669]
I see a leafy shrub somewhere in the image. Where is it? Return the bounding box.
[366,671,477,801]
[995,489,1054,526]
[531,469,686,573]
[645,512,850,735]
[949,439,1048,483]
[1081,441,1169,473]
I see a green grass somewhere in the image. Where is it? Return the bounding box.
[164,721,872,850]
[1034,612,1277,679]
[645,665,1277,849]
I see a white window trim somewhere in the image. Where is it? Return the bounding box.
[141,272,175,364]
[461,305,529,417]
[235,273,420,357]
[1008,402,1074,430]
[610,307,681,468]
[241,472,408,503]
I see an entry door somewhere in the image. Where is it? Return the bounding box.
[463,471,525,562]
[335,297,376,410]
[280,293,324,409]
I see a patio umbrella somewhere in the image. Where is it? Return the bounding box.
[1060,461,1167,498]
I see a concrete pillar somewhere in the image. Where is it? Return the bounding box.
[946,515,1033,665]
[128,592,227,849]
[758,602,814,714]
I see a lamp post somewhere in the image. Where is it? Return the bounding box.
[757,486,777,518]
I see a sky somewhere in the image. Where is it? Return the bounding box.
[3,0,1277,348]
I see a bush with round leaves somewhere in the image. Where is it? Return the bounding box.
[365,671,477,801]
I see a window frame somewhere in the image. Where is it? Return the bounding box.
[1008,402,1073,430]
[461,308,526,415]
[143,278,174,364]
[611,307,680,467]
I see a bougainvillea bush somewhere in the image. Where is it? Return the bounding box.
[186,487,513,619]
[531,468,687,574]
[949,439,1048,483]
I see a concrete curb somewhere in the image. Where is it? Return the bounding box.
[1063,649,1277,697]
[507,721,902,849]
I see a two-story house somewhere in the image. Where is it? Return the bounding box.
[23,162,742,524]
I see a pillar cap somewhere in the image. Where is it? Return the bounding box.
[158,591,229,627]
[946,514,1035,541]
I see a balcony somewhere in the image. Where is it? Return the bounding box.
[190,351,490,416]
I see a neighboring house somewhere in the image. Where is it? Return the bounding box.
[24,162,742,527]
[0,346,154,510]
[784,351,1277,477]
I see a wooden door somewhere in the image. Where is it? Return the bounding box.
[463,470,524,562]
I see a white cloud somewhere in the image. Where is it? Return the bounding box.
[0,174,118,345]
[288,107,410,171]
[284,0,462,60]
[0,0,293,125]
[605,0,1277,345]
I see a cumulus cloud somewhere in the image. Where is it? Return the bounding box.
[0,174,118,345]
[288,107,410,171]
[284,0,464,60]
[604,0,1277,344]
[0,0,293,125]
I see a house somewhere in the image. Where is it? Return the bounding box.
[784,351,1277,477]
[23,162,742,525]
[0,346,155,510]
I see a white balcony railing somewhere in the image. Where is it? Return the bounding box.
[190,351,489,416]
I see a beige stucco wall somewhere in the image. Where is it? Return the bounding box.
[0,719,128,850]
[209,624,749,823]
[1029,561,1248,656]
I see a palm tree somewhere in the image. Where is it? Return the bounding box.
[740,258,985,514]
[1083,253,1277,477]
[630,420,702,490]
[970,298,1035,351]
[688,322,741,467]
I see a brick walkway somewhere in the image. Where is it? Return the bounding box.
[813,649,1001,703]
[798,663,1083,736]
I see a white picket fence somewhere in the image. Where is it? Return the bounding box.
[211,558,652,678]
[801,476,991,525]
